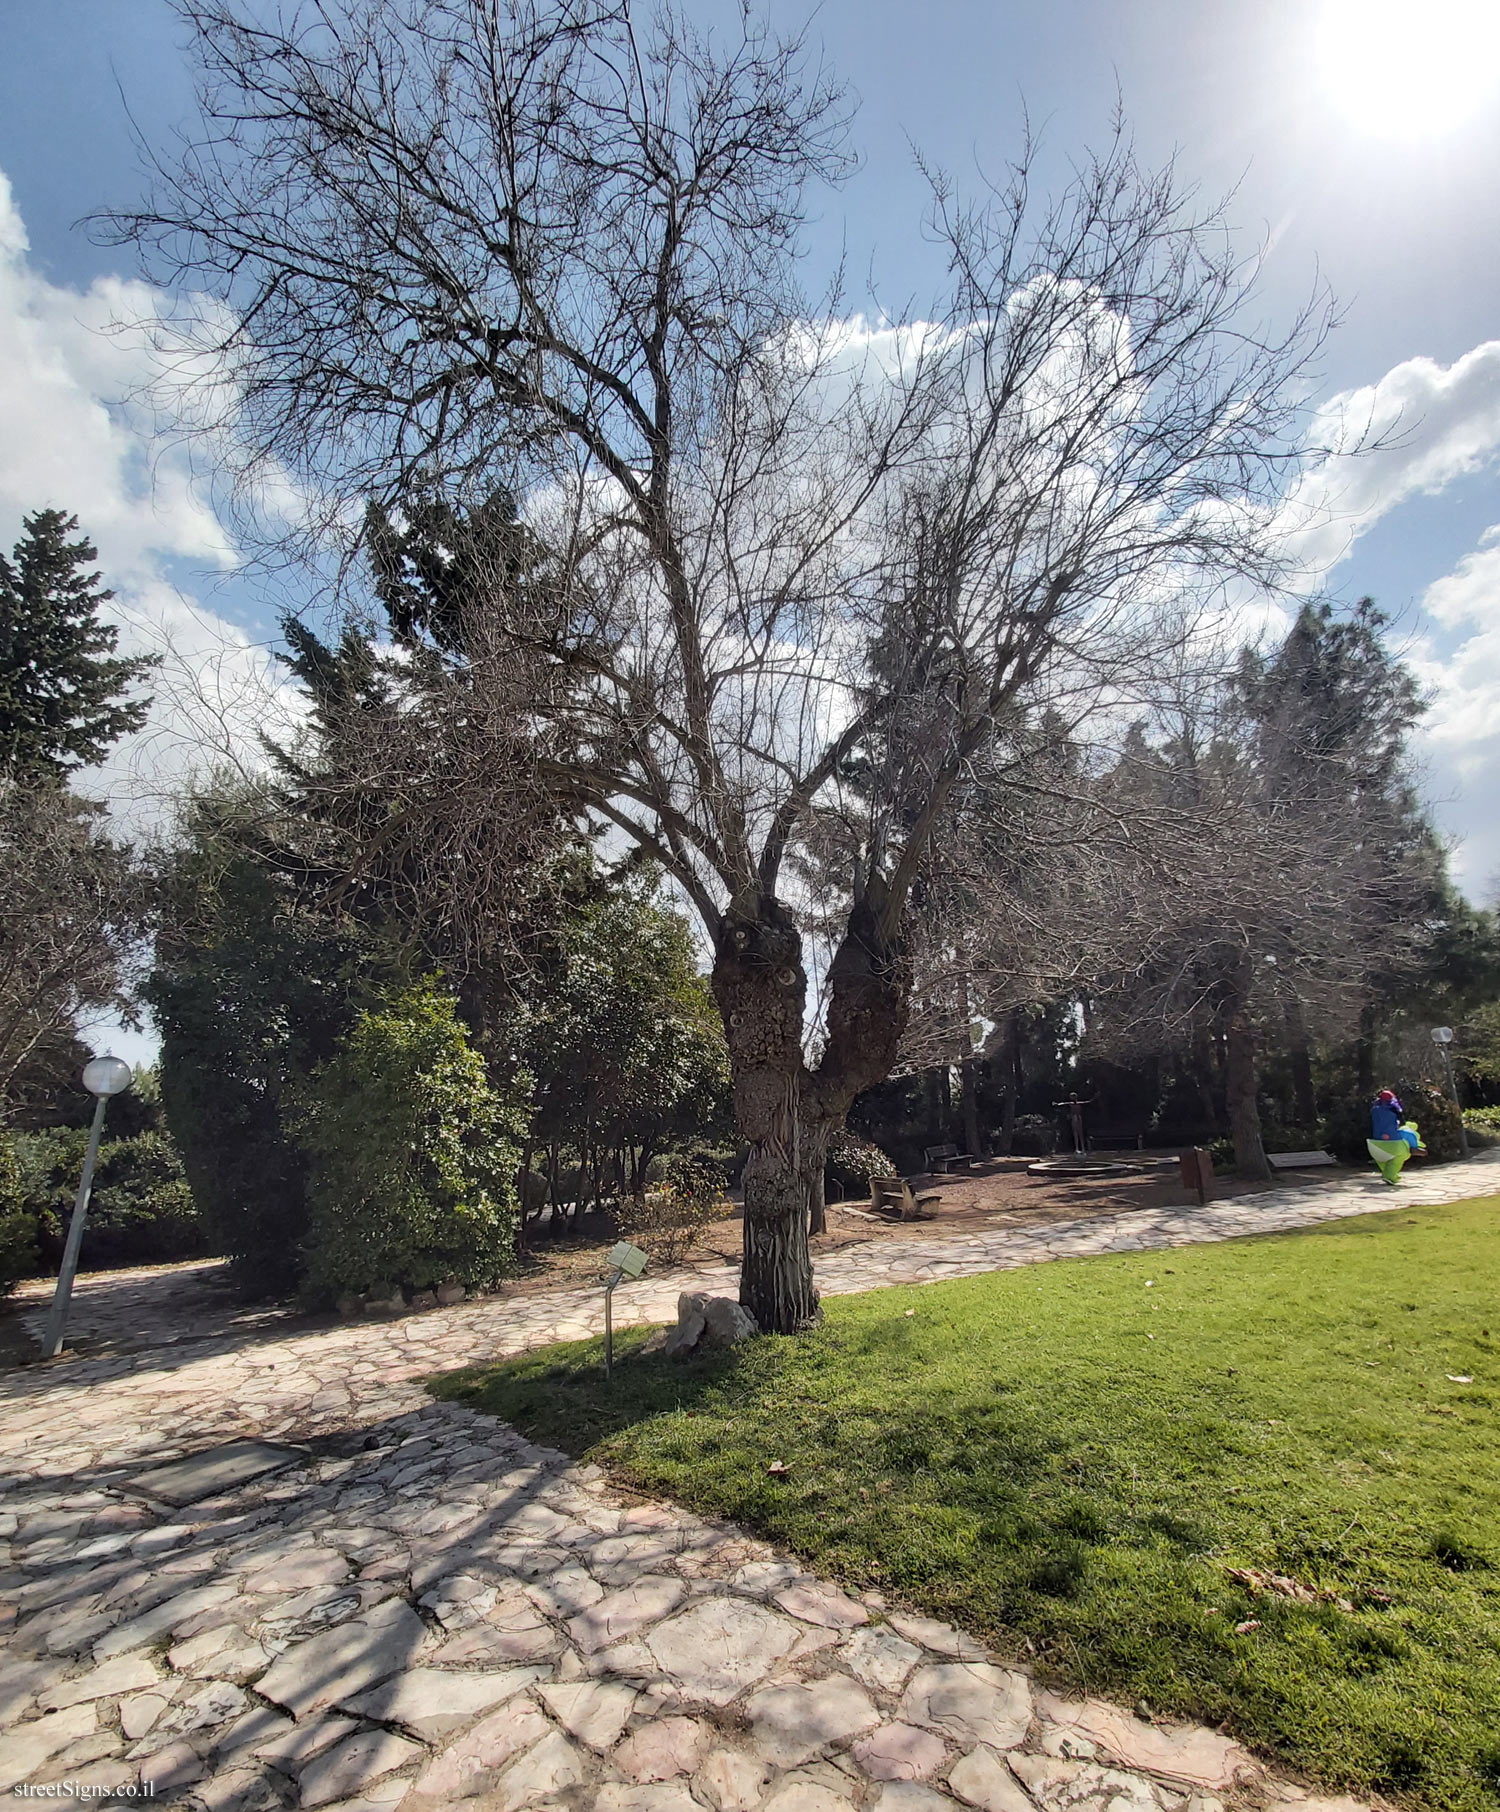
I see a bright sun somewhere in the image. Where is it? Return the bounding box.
[1316,0,1500,137]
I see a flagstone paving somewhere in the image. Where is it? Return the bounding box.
[4,1150,1495,1811]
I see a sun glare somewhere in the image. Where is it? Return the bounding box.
[1317,0,1500,137]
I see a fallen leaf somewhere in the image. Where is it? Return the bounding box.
[767,1459,790,1476]
[1446,1374,1473,1384]
[1234,1619,1261,1635]
[903,1309,915,1317]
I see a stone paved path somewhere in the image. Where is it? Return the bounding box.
[4,1153,1494,1812]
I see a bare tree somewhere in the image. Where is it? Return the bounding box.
[107,0,1332,1329]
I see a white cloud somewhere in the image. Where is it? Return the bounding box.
[1281,340,1500,575]
[0,168,298,837]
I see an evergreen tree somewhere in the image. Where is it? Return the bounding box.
[0,510,155,778]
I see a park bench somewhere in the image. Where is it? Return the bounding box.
[1088,1127,1146,1151]
[871,1176,943,1221]
[923,1142,976,1173]
[1266,1150,1337,1170]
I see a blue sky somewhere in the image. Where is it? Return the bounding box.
[1,0,1498,982]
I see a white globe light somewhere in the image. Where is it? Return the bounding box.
[1430,1026,1455,1045]
[82,1055,133,1097]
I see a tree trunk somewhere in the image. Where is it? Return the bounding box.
[802,1116,832,1237]
[960,1055,982,1157]
[712,898,819,1333]
[1355,1003,1376,1097]
[1224,977,1271,1182]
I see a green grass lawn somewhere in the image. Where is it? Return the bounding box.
[432,1197,1500,1811]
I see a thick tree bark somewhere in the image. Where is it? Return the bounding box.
[712,898,819,1333]
[1223,970,1271,1182]
[801,1118,832,1237]
[960,1055,983,1157]
[712,888,911,1334]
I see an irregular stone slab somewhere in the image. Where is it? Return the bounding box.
[855,1722,950,1781]
[525,1567,603,1620]
[843,1626,923,1695]
[255,1602,428,1716]
[432,1625,561,1667]
[776,1582,871,1629]
[537,1678,638,1750]
[596,1785,701,1812]
[747,1676,881,1766]
[153,1678,250,1739]
[0,1659,56,1724]
[95,1581,239,1658]
[1033,1691,1260,1789]
[947,1745,1038,1812]
[214,1705,296,1757]
[0,1703,97,1782]
[126,1441,304,1507]
[299,1728,424,1809]
[613,1715,708,1782]
[345,1664,543,1741]
[120,1690,171,1740]
[192,1765,284,1812]
[1008,1754,1160,1812]
[762,1776,859,1811]
[901,1664,1031,1752]
[568,1576,687,1653]
[873,1785,963,1810]
[412,1699,553,1798]
[644,1597,802,1706]
[37,1651,160,1710]
[134,1737,204,1794]
[244,1548,351,1593]
[490,1729,587,1811]
[887,1615,988,1660]
[698,1748,773,1812]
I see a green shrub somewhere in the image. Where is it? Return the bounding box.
[1011,1113,1057,1157]
[825,1131,895,1199]
[9,1125,208,1272]
[1323,1084,1466,1165]
[0,1135,38,1294]
[1463,1106,1500,1139]
[294,982,529,1304]
[1396,1080,1465,1162]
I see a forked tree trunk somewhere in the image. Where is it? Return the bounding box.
[1223,970,1271,1182]
[960,1055,983,1158]
[802,1117,832,1238]
[712,889,912,1335]
[712,898,820,1333]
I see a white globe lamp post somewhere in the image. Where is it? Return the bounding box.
[1429,1026,1469,1158]
[41,1055,134,1359]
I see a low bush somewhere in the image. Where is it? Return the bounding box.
[1323,1083,1466,1165]
[9,1126,209,1272]
[618,1152,728,1265]
[0,1136,38,1294]
[1010,1113,1056,1157]
[293,982,529,1304]
[825,1131,894,1200]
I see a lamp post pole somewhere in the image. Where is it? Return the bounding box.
[1430,1027,1469,1158]
[41,1056,133,1360]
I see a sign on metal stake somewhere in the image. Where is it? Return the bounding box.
[602,1242,648,1381]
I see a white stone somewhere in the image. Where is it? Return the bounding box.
[343,1664,543,1740]
[900,1664,1032,1752]
[947,1745,1038,1812]
[873,1785,963,1811]
[412,1700,553,1799]
[490,1730,587,1811]
[696,1748,772,1812]
[843,1625,924,1694]
[0,1704,97,1782]
[537,1678,638,1751]
[746,1676,881,1766]
[299,1728,424,1809]
[644,1596,802,1706]
[594,1787,701,1812]
[762,1777,859,1812]
[37,1652,160,1710]
[568,1576,687,1652]
[255,1603,429,1716]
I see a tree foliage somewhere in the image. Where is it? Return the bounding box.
[293,981,528,1302]
[0,510,153,779]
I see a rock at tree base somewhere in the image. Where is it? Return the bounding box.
[665,1291,759,1355]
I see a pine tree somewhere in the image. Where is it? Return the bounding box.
[0,510,155,778]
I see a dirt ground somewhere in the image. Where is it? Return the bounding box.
[508,1152,1369,1292]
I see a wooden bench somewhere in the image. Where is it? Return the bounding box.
[923,1142,976,1173]
[871,1176,943,1221]
[1088,1128,1145,1151]
[1266,1150,1337,1170]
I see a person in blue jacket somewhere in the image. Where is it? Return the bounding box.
[1367,1088,1423,1184]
